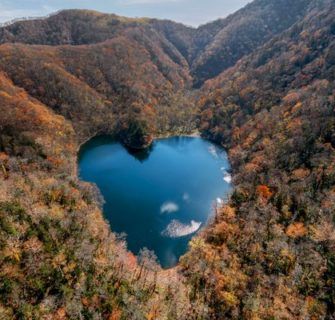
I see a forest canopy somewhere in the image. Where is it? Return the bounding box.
[0,0,334,319]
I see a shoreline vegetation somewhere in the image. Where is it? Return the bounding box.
[77,129,201,154]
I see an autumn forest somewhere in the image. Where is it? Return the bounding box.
[0,0,334,319]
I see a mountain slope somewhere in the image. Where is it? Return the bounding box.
[0,31,195,146]
[0,10,151,46]
[0,1,314,88]
[181,1,335,318]
[191,0,314,86]
[0,72,195,319]
[0,0,334,319]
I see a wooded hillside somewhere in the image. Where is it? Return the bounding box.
[182,1,335,318]
[0,0,334,319]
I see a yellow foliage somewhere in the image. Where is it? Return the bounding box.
[249,243,263,261]
[220,291,239,308]
[221,205,236,219]
[52,252,67,268]
[3,247,21,262]
[189,237,206,251]
[146,310,157,320]
[0,304,13,320]
[63,262,77,274]
[305,297,326,318]
[280,248,295,265]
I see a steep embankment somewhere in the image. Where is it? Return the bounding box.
[182,1,335,318]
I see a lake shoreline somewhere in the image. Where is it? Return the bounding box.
[78,135,231,268]
[77,130,201,152]
[154,130,201,140]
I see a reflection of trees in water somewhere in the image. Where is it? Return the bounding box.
[125,143,155,163]
[79,134,155,163]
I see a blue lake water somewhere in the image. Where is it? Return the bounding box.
[78,136,232,268]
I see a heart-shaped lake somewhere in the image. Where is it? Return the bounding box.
[78,136,232,268]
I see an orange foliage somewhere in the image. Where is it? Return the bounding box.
[283,91,300,105]
[286,222,307,238]
[55,308,67,320]
[47,156,64,168]
[245,162,261,173]
[305,296,326,318]
[213,221,239,243]
[242,131,258,148]
[82,297,89,306]
[287,117,303,132]
[232,127,241,141]
[22,237,43,253]
[0,152,9,162]
[221,205,236,219]
[109,309,122,320]
[256,185,273,199]
[292,101,303,113]
[251,154,265,166]
[127,252,137,268]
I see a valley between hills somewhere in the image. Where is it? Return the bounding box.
[0,0,334,319]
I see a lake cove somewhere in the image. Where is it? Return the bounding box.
[78,136,232,268]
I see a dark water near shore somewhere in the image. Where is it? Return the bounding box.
[78,136,232,268]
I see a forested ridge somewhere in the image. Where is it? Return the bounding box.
[0,0,334,319]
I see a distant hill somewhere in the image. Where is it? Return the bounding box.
[0,13,195,147]
[0,1,313,87]
[0,1,316,147]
